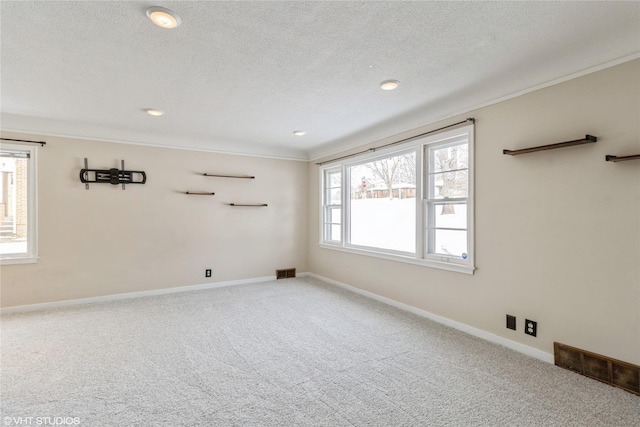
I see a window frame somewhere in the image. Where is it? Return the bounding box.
[423,135,473,267]
[322,166,343,245]
[319,124,474,274]
[343,147,420,257]
[0,142,38,265]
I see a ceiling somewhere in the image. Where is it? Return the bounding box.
[1,1,639,160]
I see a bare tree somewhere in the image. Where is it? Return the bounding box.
[365,158,400,199]
[397,153,416,186]
[435,145,467,214]
[365,153,415,199]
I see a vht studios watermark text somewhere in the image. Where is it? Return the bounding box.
[3,417,80,426]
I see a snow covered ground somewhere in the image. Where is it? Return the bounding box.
[349,198,467,256]
[350,198,416,253]
[0,240,27,255]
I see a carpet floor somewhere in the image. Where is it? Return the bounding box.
[1,276,638,426]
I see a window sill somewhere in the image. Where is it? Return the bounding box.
[318,243,475,275]
[1,256,38,265]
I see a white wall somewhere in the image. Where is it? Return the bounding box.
[308,60,640,364]
[0,135,308,307]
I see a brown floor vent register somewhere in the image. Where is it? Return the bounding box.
[276,268,296,279]
[554,342,639,395]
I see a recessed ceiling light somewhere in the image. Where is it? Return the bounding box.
[293,130,306,136]
[145,109,165,116]
[146,7,181,29]
[380,80,400,91]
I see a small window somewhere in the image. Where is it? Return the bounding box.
[425,138,470,263]
[0,143,38,264]
[322,168,342,244]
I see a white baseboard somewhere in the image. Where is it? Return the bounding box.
[304,272,554,364]
[0,276,276,314]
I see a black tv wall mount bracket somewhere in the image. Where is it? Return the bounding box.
[80,158,147,190]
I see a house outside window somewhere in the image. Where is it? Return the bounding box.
[0,142,38,264]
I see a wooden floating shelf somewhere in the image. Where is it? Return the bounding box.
[229,203,267,207]
[204,173,255,179]
[605,154,640,162]
[503,135,597,156]
[185,192,215,195]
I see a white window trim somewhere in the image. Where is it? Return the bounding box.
[0,142,38,265]
[321,166,343,245]
[318,124,475,274]
[343,147,419,257]
[423,134,474,268]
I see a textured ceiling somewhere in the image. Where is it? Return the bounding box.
[1,1,639,160]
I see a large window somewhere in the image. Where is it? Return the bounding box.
[348,151,416,254]
[0,143,38,264]
[320,124,474,274]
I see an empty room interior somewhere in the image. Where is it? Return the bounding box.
[1,1,639,426]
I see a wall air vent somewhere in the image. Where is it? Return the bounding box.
[554,342,639,395]
[276,268,296,279]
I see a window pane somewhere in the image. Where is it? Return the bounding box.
[329,207,341,224]
[432,229,467,258]
[330,225,341,241]
[327,188,341,205]
[430,170,468,199]
[430,203,467,230]
[328,171,341,187]
[0,153,29,257]
[325,224,341,242]
[348,152,416,253]
[432,143,468,172]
